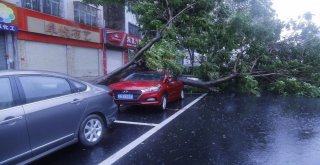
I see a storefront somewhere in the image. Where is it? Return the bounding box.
[0,32,6,70]
[104,28,141,73]
[15,6,103,80]
[0,1,19,70]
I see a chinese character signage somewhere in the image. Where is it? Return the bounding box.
[27,17,101,43]
[105,29,141,48]
[0,23,18,32]
[44,21,93,42]
[0,2,19,32]
[125,34,141,48]
[106,30,126,46]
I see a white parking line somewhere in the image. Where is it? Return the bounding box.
[114,120,158,127]
[99,93,207,165]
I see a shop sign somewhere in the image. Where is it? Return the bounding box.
[28,17,100,43]
[0,2,18,32]
[0,23,18,32]
[125,34,141,48]
[106,29,126,46]
[105,29,141,48]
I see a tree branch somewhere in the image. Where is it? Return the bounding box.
[164,0,173,28]
[249,73,285,77]
[250,57,260,73]
[96,3,197,85]
[160,2,196,33]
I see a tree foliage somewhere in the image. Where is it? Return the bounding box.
[87,0,320,97]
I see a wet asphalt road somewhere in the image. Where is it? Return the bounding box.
[30,94,201,165]
[31,94,320,165]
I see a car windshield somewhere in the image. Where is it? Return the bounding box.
[124,72,164,81]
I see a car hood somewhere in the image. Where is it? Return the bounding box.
[108,81,161,90]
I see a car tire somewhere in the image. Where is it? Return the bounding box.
[159,95,167,111]
[79,114,105,147]
[180,90,185,100]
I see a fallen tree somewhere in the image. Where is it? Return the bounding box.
[90,0,320,97]
[95,2,241,90]
[93,1,281,90]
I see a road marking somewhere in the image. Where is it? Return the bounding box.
[99,93,207,165]
[114,120,158,127]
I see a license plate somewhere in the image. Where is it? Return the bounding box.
[117,94,133,100]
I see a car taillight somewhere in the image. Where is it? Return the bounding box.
[108,91,114,96]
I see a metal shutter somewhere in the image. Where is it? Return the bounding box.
[24,41,67,74]
[107,49,123,73]
[0,32,7,70]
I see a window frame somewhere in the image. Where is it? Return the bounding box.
[15,75,74,104]
[0,76,21,110]
[22,0,41,12]
[74,1,99,27]
[43,0,62,17]
[128,22,141,37]
[22,0,63,17]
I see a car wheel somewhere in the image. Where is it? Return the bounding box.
[159,95,167,111]
[180,90,185,100]
[79,114,105,147]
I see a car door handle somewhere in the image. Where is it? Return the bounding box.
[0,116,23,126]
[70,98,83,104]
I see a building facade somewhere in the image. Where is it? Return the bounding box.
[0,0,141,80]
[0,1,19,70]
[103,2,141,73]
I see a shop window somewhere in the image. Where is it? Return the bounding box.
[74,1,99,27]
[128,49,136,61]
[128,23,141,37]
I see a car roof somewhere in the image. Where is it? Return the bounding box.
[0,70,74,79]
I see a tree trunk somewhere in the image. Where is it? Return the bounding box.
[179,73,240,91]
[95,32,162,85]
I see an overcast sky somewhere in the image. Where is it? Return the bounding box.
[272,0,320,25]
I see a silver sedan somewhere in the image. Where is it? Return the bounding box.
[0,70,118,165]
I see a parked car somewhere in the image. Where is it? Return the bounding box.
[0,70,118,165]
[109,71,184,110]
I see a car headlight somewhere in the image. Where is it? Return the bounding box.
[141,84,161,93]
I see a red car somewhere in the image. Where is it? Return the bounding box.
[109,71,184,110]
